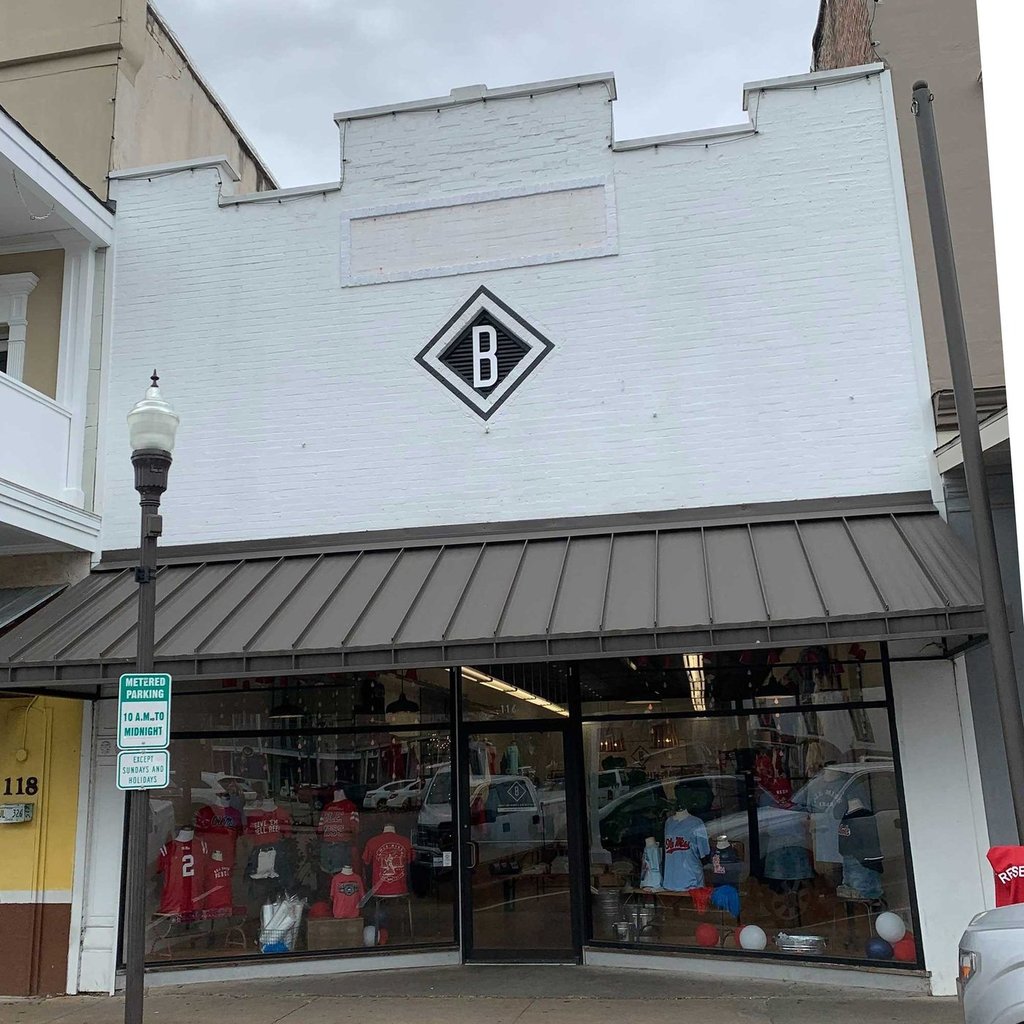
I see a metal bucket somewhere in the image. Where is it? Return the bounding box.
[593,889,622,934]
[611,920,635,942]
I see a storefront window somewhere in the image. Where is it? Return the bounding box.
[580,644,885,716]
[143,676,455,963]
[584,695,915,963]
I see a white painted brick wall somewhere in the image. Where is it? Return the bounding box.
[102,73,934,550]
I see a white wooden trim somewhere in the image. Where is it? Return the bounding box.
[0,272,39,382]
[0,363,70,417]
[66,700,94,995]
[0,475,101,552]
[55,237,96,507]
[0,890,73,904]
[0,108,113,247]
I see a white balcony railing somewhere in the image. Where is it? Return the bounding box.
[1,372,72,503]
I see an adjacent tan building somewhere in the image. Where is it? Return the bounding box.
[0,1,276,997]
[814,1,1020,850]
[0,0,276,199]
[814,0,1000,395]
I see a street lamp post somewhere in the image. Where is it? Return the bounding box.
[124,372,179,1024]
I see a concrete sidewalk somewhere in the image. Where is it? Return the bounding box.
[1,966,961,1024]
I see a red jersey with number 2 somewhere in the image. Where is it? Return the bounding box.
[157,839,205,916]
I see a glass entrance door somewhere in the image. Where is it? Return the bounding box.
[459,727,581,961]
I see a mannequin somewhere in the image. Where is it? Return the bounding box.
[195,792,243,867]
[318,787,360,876]
[640,836,662,890]
[363,822,412,897]
[156,827,204,916]
[245,798,292,886]
[838,796,883,899]
[331,864,366,918]
[709,834,742,888]
[662,804,709,892]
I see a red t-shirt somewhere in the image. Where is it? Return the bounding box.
[194,804,243,866]
[156,839,206,916]
[362,831,412,896]
[202,857,234,910]
[331,871,365,919]
[988,846,1024,906]
[318,799,359,844]
[245,806,292,846]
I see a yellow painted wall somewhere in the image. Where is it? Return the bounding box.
[0,697,82,894]
[0,250,65,400]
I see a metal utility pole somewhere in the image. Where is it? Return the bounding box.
[123,373,178,1024]
[913,81,1024,840]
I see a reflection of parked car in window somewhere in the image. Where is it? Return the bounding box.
[598,774,749,860]
[385,778,426,811]
[296,781,371,810]
[701,761,903,879]
[190,773,258,807]
[364,779,413,810]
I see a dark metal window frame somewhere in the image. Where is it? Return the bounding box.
[118,645,923,973]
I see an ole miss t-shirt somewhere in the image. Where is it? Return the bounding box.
[362,831,412,896]
[318,799,360,844]
[988,846,1024,906]
[331,871,365,919]
[156,839,206,916]
[194,804,243,866]
[245,806,292,846]
[663,814,710,892]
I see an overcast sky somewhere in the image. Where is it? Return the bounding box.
[154,1,821,188]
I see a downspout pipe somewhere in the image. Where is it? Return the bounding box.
[912,80,1024,841]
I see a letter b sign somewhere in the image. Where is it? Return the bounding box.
[472,326,498,389]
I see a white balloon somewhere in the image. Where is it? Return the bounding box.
[739,924,768,951]
[363,925,378,947]
[875,912,906,944]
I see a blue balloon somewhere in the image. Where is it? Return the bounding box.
[865,938,894,960]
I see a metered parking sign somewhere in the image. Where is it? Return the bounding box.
[117,749,170,790]
[118,672,171,748]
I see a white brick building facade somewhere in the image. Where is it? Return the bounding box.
[25,65,990,998]
[102,67,934,551]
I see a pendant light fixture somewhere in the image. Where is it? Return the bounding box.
[267,697,305,721]
[267,679,306,721]
[386,675,420,716]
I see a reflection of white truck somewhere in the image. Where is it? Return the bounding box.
[190,772,259,807]
[411,767,548,887]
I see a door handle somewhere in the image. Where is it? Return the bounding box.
[466,841,478,869]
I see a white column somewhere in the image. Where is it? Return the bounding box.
[55,235,98,508]
[890,659,989,995]
[0,272,39,382]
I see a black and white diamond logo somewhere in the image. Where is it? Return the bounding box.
[416,286,554,420]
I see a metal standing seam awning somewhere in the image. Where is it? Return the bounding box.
[0,497,984,690]
[0,586,65,632]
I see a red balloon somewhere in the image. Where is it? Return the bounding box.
[377,927,389,946]
[893,936,917,963]
[309,901,331,919]
[695,923,720,948]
